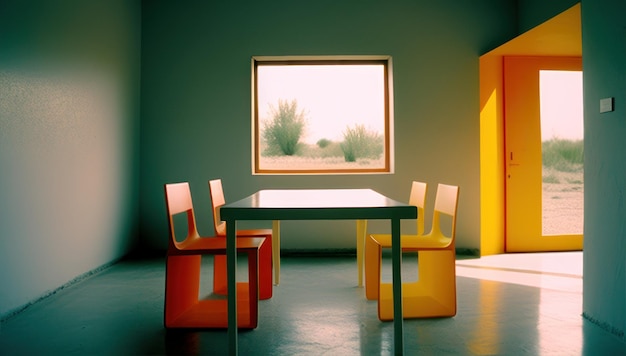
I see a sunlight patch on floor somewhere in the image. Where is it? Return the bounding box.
[456,251,582,293]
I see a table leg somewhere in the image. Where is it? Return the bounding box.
[391,218,404,355]
[272,220,280,285]
[227,220,238,355]
[356,220,367,287]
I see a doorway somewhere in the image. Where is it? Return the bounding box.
[503,56,583,252]
[539,69,584,236]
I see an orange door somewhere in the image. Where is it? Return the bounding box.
[504,56,583,252]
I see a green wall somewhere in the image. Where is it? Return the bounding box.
[139,0,517,253]
[517,0,580,32]
[580,0,626,341]
[0,0,141,317]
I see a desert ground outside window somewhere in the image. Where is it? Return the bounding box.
[252,56,394,175]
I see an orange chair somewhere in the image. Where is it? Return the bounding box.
[365,181,428,300]
[164,182,265,329]
[367,183,460,321]
[209,179,274,300]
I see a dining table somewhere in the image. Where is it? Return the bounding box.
[219,188,417,355]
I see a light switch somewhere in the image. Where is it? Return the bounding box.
[600,97,614,113]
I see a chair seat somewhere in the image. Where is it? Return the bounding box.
[215,222,272,238]
[236,228,272,236]
[369,233,452,250]
[173,236,265,254]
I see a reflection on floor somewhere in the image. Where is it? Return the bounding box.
[0,252,624,355]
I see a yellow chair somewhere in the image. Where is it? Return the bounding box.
[367,183,460,321]
[209,179,274,300]
[365,181,428,300]
[164,182,265,329]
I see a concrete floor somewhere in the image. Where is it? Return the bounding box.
[1,252,625,355]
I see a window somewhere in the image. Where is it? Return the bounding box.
[252,56,393,175]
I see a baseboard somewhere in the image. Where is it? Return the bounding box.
[281,248,479,257]
[0,258,120,323]
[456,247,480,256]
[582,312,626,341]
[281,248,357,257]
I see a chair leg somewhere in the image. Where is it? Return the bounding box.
[164,255,201,328]
[258,236,273,299]
[272,220,280,286]
[378,249,457,320]
[365,235,382,300]
[356,220,367,287]
[415,249,457,317]
[165,251,262,329]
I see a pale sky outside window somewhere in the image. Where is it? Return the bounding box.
[257,64,385,144]
[539,69,584,236]
[539,70,583,141]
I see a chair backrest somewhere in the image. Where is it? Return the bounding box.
[208,179,227,235]
[431,183,460,241]
[409,181,428,236]
[164,182,200,250]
